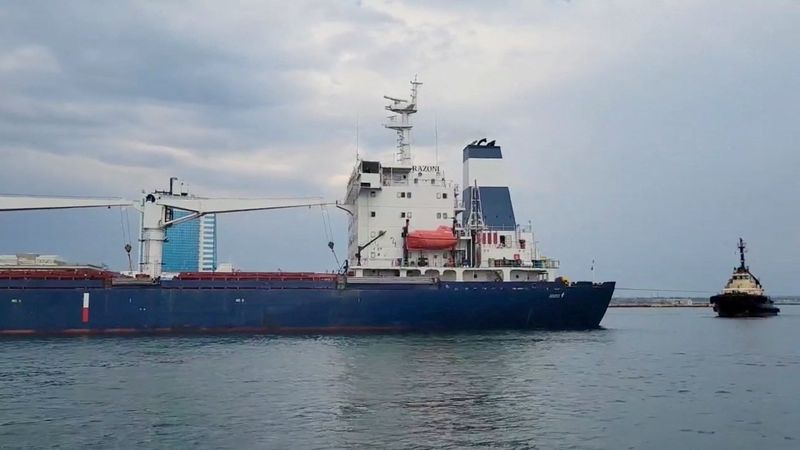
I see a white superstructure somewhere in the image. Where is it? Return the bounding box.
[343,80,560,282]
[722,271,764,295]
[720,238,765,296]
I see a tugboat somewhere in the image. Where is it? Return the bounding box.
[710,238,779,317]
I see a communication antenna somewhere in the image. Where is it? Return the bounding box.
[384,76,422,164]
[434,113,439,166]
[355,115,360,160]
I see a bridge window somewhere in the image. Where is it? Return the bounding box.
[370,211,376,217]
[361,161,380,173]
[400,212,406,218]
[442,193,448,199]
[436,213,442,219]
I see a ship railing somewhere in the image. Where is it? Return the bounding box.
[477,225,532,233]
[454,226,531,235]
[375,258,453,269]
[0,268,119,281]
[481,243,523,250]
[454,225,531,234]
[531,259,560,269]
[175,272,339,282]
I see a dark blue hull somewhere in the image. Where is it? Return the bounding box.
[710,293,779,317]
[0,279,614,335]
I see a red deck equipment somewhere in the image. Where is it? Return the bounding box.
[406,226,457,250]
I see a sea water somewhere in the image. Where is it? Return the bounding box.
[1,306,798,449]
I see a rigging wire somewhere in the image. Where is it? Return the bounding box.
[118,207,127,244]
[125,207,133,244]
[320,205,341,271]
[119,206,134,273]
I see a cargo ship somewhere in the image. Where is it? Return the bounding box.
[710,238,779,317]
[0,80,614,335]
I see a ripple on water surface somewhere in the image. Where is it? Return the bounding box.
[1,306,799,449]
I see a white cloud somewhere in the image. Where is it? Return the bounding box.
[0,45,60,74]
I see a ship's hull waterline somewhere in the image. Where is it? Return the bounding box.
[710,294,780,318]
[0,280,614,335]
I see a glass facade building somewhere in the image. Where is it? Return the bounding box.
[162,209,217,272]
[198,213,217,272]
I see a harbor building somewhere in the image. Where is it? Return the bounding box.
[162,209,217,272]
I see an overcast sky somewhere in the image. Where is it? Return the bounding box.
[0,1,797,294]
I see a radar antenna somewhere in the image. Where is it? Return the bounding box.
[384,77,422,164]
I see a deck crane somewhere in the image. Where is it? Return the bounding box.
[0,180,332,278]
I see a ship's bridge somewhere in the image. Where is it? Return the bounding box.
[345,159,455,270]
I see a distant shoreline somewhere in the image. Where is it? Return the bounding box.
[609,304,709,308]
[610,302,800,308]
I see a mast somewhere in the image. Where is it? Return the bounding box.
[738,237,747,271]
[384,77,422,164]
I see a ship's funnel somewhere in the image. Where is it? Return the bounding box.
[462,140,516,228]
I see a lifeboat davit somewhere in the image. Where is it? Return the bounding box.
[406,226,457,250]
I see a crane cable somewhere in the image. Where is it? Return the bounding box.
[320,205,341,270]
[119,206,133,273]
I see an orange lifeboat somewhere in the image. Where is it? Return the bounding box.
[406,226,457,250]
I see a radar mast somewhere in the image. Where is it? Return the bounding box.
[384,77,422,164]
[738,237,747,271]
